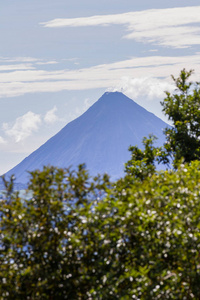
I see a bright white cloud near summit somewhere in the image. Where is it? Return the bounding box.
[0,0,200,174]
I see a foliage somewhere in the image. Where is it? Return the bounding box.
[125,135,169,181]
[1,162,200,299]
[85,161,200,299]
[0,165,110,299]
[161,69,200,165]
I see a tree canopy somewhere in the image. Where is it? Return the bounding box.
[161,68,200,165]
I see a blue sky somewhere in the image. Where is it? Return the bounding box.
[1,0,200,174]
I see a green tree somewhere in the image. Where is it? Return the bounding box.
[124,135,169,181]
[84,161,200,299]
[0,165,110,299]
[2,162,200,299]
[161,69,200,165]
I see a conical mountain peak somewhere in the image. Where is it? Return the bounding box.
[94,91,135,105]
[5,92,168,185]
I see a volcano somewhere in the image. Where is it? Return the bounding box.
[5,92,169,185]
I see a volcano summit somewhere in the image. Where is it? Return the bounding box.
[6,92,168,184]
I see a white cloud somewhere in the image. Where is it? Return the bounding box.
[110,77,175,100]
[36,61,58,65]
[44,106,58,124]
[41,6,200,49]
[0,136,6,144]
[0,54,200,99]
[3,111,41,142]
[1,107,61,146]
[0,57,58,68]
[0,57,39,63]
[149,49,158,52]
[0,64,35,71]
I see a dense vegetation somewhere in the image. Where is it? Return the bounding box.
[1,70,200,299]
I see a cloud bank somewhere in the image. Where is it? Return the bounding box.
[41,6,200,49]
[0,54,200,100]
